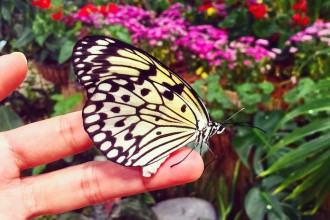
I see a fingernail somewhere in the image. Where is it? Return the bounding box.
[11,52,27,64]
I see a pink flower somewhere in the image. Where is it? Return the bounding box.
[289,47,298,53]
[255,39,269,46]
[243,60,252,66]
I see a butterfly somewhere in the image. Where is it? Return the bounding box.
[72,36,225,177]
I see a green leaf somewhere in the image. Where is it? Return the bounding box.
[287,159,330,200]
[260,133,330,176]
[273,150,329,193]
[32,164,46,175]
[283,78,315,104]
[51,93,82,117]
[12,27,34,48]
[191,79,205,99]
[140,192,156,205]
[258,82,274,95]
[232,130,258,169]
[0,106,24,131]
[1,6,11,22]
[252,20,279,38]
[210,109,224,121]
[268,118,330,156]
[245,187,267,220]
[63,155,74,163]
[110,197,157,220]
[276,98,330,130]
[58,40,75,64]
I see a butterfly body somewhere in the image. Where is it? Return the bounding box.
[72,36,225,177]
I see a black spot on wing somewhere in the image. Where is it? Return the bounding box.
[163,90,174,101]
[124,132,133,140]
[141,88,151,96]
[114,119,125,127]
[121,95,130,102]
[162,82,185,95]
[181,104,187,113]
[111,107,120,113]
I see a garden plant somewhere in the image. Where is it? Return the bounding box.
[0,0,330,219]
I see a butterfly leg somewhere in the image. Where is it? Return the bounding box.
[170,141,200,168]
[203,142,218,169]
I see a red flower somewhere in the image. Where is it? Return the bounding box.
[107,3,119,14]
[31,0,51,9]
[78,4,98,17]
[300,15,309,26]
[248,4,267,19]
[291,13,301,23]
[98,5,108,16]
[51,11,63,21]
[293,0,307,12]
[97,3,119,16]
[292,13,309,26]
[198,3,212,12]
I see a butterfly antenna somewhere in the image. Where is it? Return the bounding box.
[221,108,245,124]
[222,122,267,133]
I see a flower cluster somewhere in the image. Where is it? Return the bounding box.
[69,3,121,28]
[197,2,227,17]
[176,28,277,73]
[287,20,330,46]
[69,2,277,80]
[285,20,330,77]
[174,25,228,65]
[291,0,309,27]
[30,0,63,21]
[287,20,330,45]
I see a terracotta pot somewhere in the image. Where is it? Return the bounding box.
[34,61,70,84]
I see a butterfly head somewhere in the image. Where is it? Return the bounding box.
[208,121,225,135]
[215,123,225,134]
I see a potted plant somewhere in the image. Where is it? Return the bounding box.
[11,0,80,84]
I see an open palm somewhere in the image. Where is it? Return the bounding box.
[0,53,203,219]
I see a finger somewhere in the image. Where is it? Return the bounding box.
[23,148,204,217]
[0,52,27,101]
[3,111,93,170]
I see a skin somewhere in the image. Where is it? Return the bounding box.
[0,53,204,219]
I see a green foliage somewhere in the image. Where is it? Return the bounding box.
[51,93,82,117]
[236,81,274,113]
[192,74,233,121]
[216,161,242,220]
[233,78,330,216]
[0,106,24,131]
[110,196,157,220]
[32,164,46,175]
[9,1,80,63]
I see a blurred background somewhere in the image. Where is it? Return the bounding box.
[0,0,330,219]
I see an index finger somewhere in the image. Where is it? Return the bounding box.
[3,111,93,171]
[0,52,27,101]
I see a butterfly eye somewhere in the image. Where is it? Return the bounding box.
[72,36,222,177]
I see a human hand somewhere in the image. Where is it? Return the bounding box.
[0,53,204,219]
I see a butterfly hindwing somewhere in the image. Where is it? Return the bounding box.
[83,77,197,166]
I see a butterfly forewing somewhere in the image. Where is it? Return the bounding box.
[72,36,210,175]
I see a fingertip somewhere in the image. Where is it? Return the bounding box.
[11,52,28,65]
[167,148,204,182]
[145,148,204,189]
[0,52,28,100]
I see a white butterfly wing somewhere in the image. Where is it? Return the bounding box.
[72,36,210,176]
